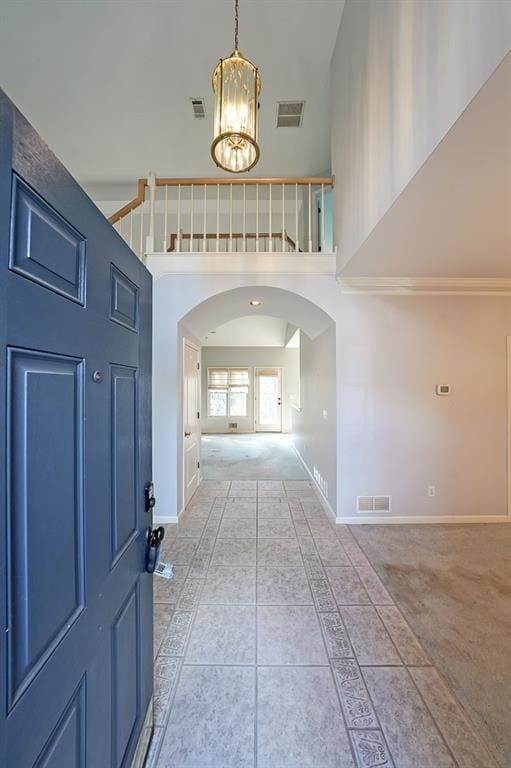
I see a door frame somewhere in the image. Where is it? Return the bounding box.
[182,337,201,511]
[254,366,283,433]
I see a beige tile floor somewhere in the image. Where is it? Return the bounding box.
[147,479,497,768]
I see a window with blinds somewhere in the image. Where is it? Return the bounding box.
[207,368,250,417]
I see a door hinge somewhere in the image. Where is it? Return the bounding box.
[197,411,200,419]
[197,362,200,370]
[197,461,200,469]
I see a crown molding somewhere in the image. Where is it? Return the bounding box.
[336,276,511,295]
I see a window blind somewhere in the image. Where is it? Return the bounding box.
[207,368,249,388]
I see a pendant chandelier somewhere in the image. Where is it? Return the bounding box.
[211,0,261,173]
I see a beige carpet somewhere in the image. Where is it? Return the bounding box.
[351,522,511,768]
[201,433,307,480]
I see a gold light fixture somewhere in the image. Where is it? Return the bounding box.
[211,0,261,173]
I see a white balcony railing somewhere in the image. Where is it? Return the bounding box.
[109,174,334,261]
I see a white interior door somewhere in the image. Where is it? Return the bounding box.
[255,367,282,432]
[183,341,201,506]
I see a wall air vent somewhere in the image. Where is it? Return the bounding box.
[190,98,206,119]
[276,101,305,128]
[228,422,238,431]
[356,495,391,513]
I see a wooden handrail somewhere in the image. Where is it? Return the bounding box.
[168,231,300,252]
[155,176,334,187]
[108,175,334,225]
[108,179,147,225]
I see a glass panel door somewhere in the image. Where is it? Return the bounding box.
[255,368,282,432]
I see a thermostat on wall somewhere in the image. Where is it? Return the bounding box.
[435,384,450,396]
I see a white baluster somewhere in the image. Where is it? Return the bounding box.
[281,183,285,252]
[268,183,272,253]
[295,183,299,252]
[256,184,259,252]
[163,184,168,251]
[177,184,181,253]
[190,184,194,252]
[139,203,144,260]
[308,184,312,253]
[243,184,246,253]
[216,184,220,251]
[229,184,233,252]
[203,184,207,253]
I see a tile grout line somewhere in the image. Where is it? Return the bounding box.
[296,495,397,768]
[300,509,361,768]
[152,491,222,767]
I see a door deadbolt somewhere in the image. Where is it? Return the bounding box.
[92,370,103,383]
[145,482,156,513]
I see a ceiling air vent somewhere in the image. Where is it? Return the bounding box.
[276,101,305,128]
[356,495,391,513]
[190,98,206,119]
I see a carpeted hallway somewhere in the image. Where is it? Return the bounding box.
[201,433,308,480]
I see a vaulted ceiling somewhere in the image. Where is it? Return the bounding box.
[0,0,344,185]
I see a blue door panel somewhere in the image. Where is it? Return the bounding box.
[7,348,85,707]
[111,365,138,563]
[110,265,139,332]
[9,175,86,304]
[35,681,85,768]
[1,89,154,767]
[111,585,140,768]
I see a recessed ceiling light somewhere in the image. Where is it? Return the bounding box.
[249,299,262,307]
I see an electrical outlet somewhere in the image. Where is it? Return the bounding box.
[428,486,436,497]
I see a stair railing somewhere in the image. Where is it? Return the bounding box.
[108,174,334,261]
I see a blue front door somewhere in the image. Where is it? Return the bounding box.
[0,90,154,767]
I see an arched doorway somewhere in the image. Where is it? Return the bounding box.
[152,278,340,521]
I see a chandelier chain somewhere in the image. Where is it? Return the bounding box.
[234,0,239,50]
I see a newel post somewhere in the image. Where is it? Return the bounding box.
[146,171,157,255]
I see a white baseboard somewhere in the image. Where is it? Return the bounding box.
[154,515,178,524]
[337,514,510,525]
[291,443,336,523]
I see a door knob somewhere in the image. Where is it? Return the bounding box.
[146,525,165,573]
[184,431,191,437]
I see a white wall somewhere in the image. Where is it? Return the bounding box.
[331,0,511,271]
[150,263,510,526]
[337,295,511,521]
[293,327,337,512]
[201,346,299,434]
